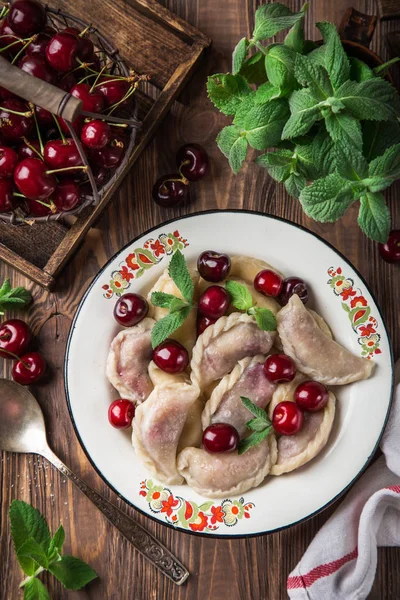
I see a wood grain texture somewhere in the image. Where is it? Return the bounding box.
[1,0,400,599]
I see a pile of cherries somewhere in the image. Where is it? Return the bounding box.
[152,143,209,208]
[0,0,139,218]
[0,318,46,384]
[203,354,330,454]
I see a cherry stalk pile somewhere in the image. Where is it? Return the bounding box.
[0,0,143,219]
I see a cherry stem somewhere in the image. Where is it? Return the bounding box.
[89,63,109,94]
[79,25,91,38]
[52,114,66,143]
[0,37,23,53]
[0,106,32,117]
[77,73,97,85]
[11,34,37,65]
[77,58,126,80]
[46,165,88,175]
[21,136,43,159]
[81,109,141,128]
[13,192,26,198]
[178,160,190,179]
[0,347,30,369]
[93,76,124,89]
[0,6,9,19]
[107,82,139,116]
[34,198,57,212]
[31,104,44,154]
[164,175,189,186]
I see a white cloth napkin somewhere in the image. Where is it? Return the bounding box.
[287,360,400,600]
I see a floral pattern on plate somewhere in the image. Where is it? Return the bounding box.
[102,231,189,298]
[139,479,254,531]
[327,267,381,359]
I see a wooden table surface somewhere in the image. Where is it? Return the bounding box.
[1,0,400,598]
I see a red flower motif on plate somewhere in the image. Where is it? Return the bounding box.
[161,494,179,517]
[119,266,134,282]
[210,505,224,524]
[189,511,208,532]
[359,323,376,337]
[340,286,356,300]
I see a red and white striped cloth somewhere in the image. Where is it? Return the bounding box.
[287,361,400,600]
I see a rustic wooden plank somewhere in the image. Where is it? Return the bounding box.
[0,241,55,288]
[0,221,67,269]
[377,0,400,21]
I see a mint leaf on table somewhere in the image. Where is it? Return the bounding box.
[248,306,277,330]
[18,538,50,569]
[23,578,50,600]
[48,556,98,590]
[255,81,282,103]
[335,78,400,121]
[239,51,268,85]
[296,128,336,179]
[368,143,400,183]
[151,306,191,348]
[168,249,194,303]
[238,396,273,455]
[0,279,32,315]
[235,100,289,150]
[324,112,363,149]
[334,142,368,181]
[363,121,400,162]
[217,125,248,174]
[294,53,333,101]
[299,172,354,222]
[48,525,65,563]
[317,21,350,89]
[358,191,391,243]
[207,73,252,116]
[256,149,294,182]
[252,2,308,42]
[265,45,297,97]
[284,172,307,199]
[232,37,249,75]
[10,500,51,576]
[150,291,177,308]
[225,280,253,310]
[349,57,374,82]
[282,89,321,139]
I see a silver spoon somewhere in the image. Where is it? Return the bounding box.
[0,379,189,585]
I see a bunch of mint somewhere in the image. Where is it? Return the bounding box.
[207,2,400,243]
[10,500,97,599]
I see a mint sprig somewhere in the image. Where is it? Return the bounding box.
[225,280,277,331]
[238,396,273,455]
[0,279,32,315]
[9,500,97,597]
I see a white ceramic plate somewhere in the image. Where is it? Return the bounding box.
[65,211,393,537]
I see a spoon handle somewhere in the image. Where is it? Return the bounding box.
[43,449,189,585]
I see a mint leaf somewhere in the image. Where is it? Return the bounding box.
[256,149,293,182]
[317,21,350,89]
[238,428,271,455]
[239,51,268,85]
[248,306,277,330]
[265,45,297,97]
[373,57,400,76]
[225,280,253,311]
[151,307,191,348]
[306,45,326,67]
[48,525,65,563]
[325,112,362,149]
[335,78,400,121]
[246,417,271,432]
[23,578,50,600]
[0,278,11,295]
[282,89,320,139]
[232,37,249,75]
[284,172,306,198]
[300,172,354,222]
[217,125,248,174]
[296,128,336,179]
[0,279,32,314]
[206,73,252,116]
[18,538,49,569]
[48,556,98,590]
[363,121,400,162]
[349,57,374,82]
[169,297,188,313]
[358,192,390,243]
[10,500,51,576]
[369,144,400,181]
[240,396,269,420]
[294,54,333,100]
[284,11,306,53]
[255,82,281,104]
[151,291,176,308]
[253,3,307,42]
[236,100,289,150]
[334,143,368,181]
[168,249,193,303]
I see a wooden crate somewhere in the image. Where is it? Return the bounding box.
[0,0,210,289]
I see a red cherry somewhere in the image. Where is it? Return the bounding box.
[81,120,110,149]
[108,399,135,429]
[91,164,108,186]
[197,250,231,282]
[14,158,56,200]
[8,0,46,36]
[152,174,188,208]
[294,381,329,412]
[18,139,41,160]
[26,32,51,56]
[43,139,83,170]
[279,276,309,306]
[97,78,130,108]
[12,351,46,385]
[63,26,94,60]
[254,269,283,297]
[0,319,31,358]
[57,71,77,92]
[71,83,104,113]
[90,143,125,169]
[55,115,83,137]
[176,143,209,182]
[378,230,400,263]
[34,105,54,128]
[197,314,217,337]
[272,401,304,436]
[202,423,239,453]
[0,85,17,101]
[0,178,15,212]
[53,179,81,212]
[113,293,148,327]
[0,146,18,178]
[46,31,79,73]
[264,354,296,383]
[18,55,54,83]
[0,99,34,142]
[24,198,53,217]
[198,285,230,319]
[152,340,189,374]
[0,19,23,56]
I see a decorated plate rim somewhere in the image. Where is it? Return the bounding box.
[64,209,394,539]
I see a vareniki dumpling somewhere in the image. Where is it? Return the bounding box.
[191,312,276,389]
[277,294,374,385]
[177,435,277,498]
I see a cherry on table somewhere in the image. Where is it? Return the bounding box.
[71,83,104,113]
[108,399,135,429]
[198,285,230,319]
[279,276,309,306]
[113,293,148,327]
[294,380,329,412]
[152,174,188,208]
[53,179,81,212]
[97,78,130,108]
[197,250,231,282]
[254,269,283,298]
[152,339,189,374]
[46,31,79,73]
[0,146,18,178]
[272,401,304,436]
[197,314,217,337]
[14,157,57,200]
[202,423,239,453]
[81,120,111,149]
[44,139,83,170]
[176,143,209,182]
[12,351,46,385]
[8,0,46,36]
[264,354,296,383]
[0,319,31,358]
[0,178,15,212]
[0,99,34,142]
[18,55,54,83]
[378,230,400,263]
